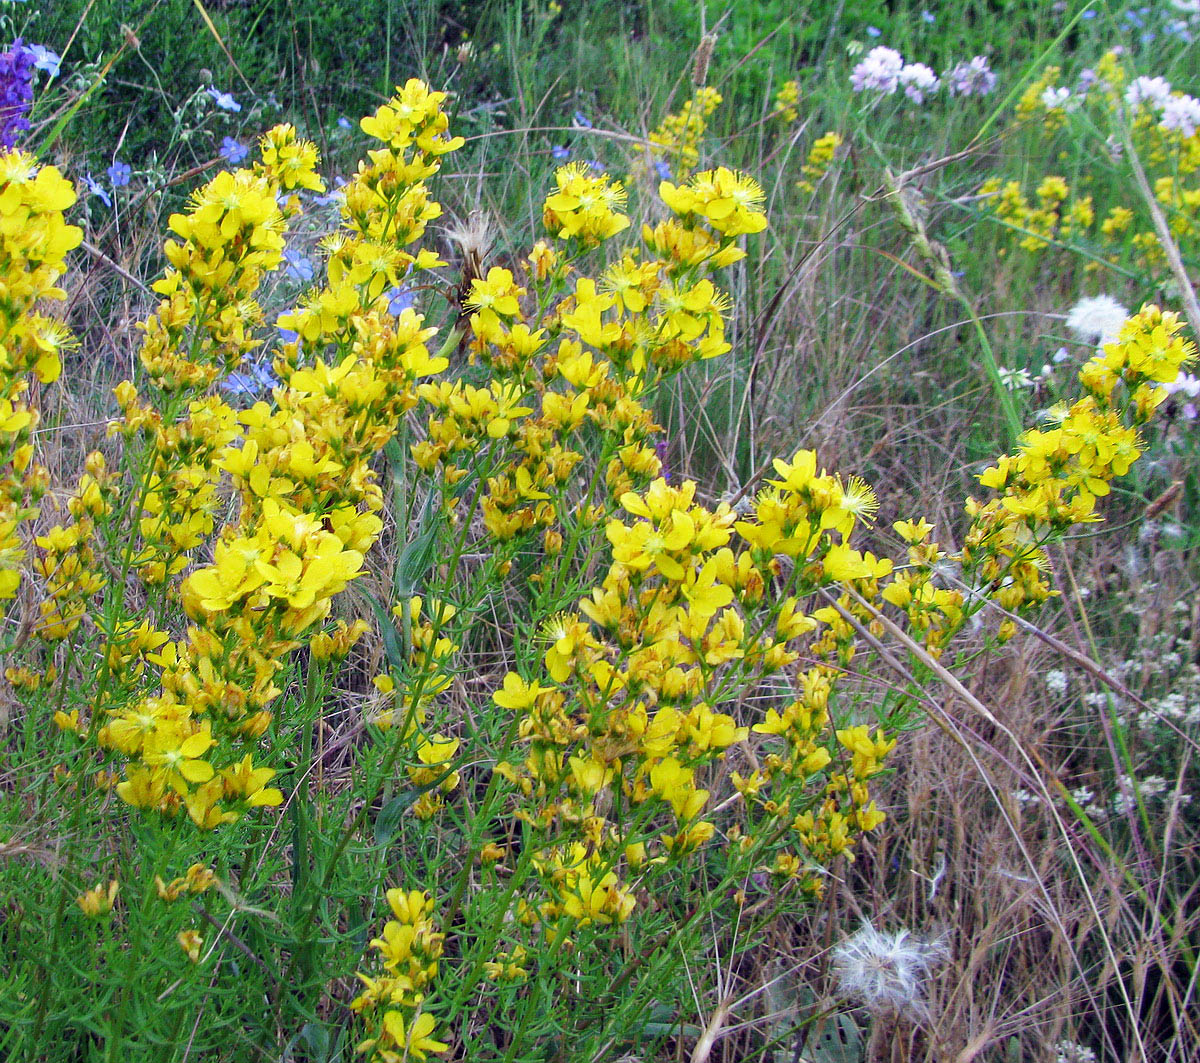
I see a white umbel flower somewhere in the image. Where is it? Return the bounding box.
[1065,295,1130,345]
[831,923,948,1020]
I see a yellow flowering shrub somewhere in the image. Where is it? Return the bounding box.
[982,49,1200,280]
[636,85,723,172]
[0,153,80,611]
[798,130,843,195]
[773,78,800,124]
[1,74,1193,1062]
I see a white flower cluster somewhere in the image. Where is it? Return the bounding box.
[1037,69,1200,136]
[1123,75,1200,138]
[1112,773,1192,816]
[1045,669,1069,696]
[1041,85,1075,112]
[998,366,1035,391]
[1068,786,1108,822]
[1054,1039,1098,1063]
[851,48,996,104]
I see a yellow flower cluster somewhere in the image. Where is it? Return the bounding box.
[542,163,630,247]
[1153,176,1200,257]
[412,159,766,609]
[963,305,1194,620]
[367,595,460,738]
[353,889,448,1062]
[797,131,843,195]
[398,153,901,921]
[1015,63,1070,131]
[878,518,964,657]
[991,51,1200,280]
[493,455,900,922]
[24,452,114,650]
[659,167,768,237]
[977,175,1094,253]
[155,862,218,901]
[637,86,722,172]
[76,879,119,918]
[95,84,460,829]
[773,79,800,124]
[0,153,81,607]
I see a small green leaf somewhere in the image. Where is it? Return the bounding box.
[394,489,441,599]
[374,789,422,846]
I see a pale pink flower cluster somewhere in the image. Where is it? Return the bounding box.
[945,56,997,97]
[1161,93,1200,137]
[850,46,904,94]
[900,62,939,103]
[1120,75,1200,138]
[850,46,943,104]
[1125,76,1173,110]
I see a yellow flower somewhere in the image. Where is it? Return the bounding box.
[661,167,767,236]
[773,79,800,123]
[374,1011,449,1061]
[76,880,119,918]
[543,163,630,246]
[177,929,204,963]
[493,672,552,710]
[465,266,524,317]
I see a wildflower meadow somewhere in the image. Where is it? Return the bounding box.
[1,2,1199,1061]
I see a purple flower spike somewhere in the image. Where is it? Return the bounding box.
[0,39,36,149]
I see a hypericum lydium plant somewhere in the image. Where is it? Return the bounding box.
[635,85,722,174]
[2,72,1195,1060]
[0,153,79,642]
[980,51,1200,281]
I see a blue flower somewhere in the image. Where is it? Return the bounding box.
[920,9,935,23]
[308,175,347,208]
[386,286,415,315]
[551,144,570,160]
[28,44,60,78]
[84,174,112,208]
[206,86,241,112]
[337,115,352,130]
[866,25,882,37]
[220,136,248,164]
[282,249,314,284]
[654,159,672,181]
[572,110,592,129]
[106,160,131,187]
[221,361,279,399]
[584,159,604,174]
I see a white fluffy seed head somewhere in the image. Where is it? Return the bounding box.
[830,923,949,1020]
[1065,295,1130,346]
